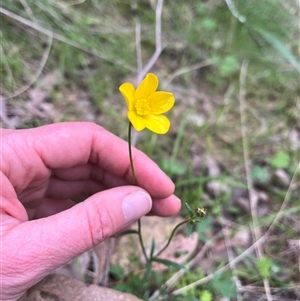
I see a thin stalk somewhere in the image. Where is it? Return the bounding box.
[128,121,148,262]
[128,122,137,185]
[138,219,148,262]
[155,220,188,257]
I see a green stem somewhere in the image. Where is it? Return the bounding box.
[128,122,136,185]
[155,220,188,257]
[138,219,148,262]
[128,121,148,262]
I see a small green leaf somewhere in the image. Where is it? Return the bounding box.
[109,265,124,281]
[257,256,273,278]
[212,274,237,298]
[150,238,156,258]
[200,290,213,301]
[196,218,212,242]
[251,165,269,183]
[185,202,194,217]
[187,223,194,238]
[113,283,132,293]
[268,151,290,169]
[219,55,239,76]
[151,257,186,269]
[161,158,187,176]
[144,259,153,282]
[202,18,217,30]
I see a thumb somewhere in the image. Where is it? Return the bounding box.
[58,186,152,253]
[2,187,151,300]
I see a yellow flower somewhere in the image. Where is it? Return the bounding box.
[119,73,175,134]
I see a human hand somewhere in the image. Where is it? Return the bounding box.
[0,122,181,301]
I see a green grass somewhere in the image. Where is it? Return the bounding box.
[1,0,299,300]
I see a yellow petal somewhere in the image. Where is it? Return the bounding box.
[144,114,171,134]
[148,91,175,114]
[135,73,158,100]
[128,111,146,131]
[119,83,135,111]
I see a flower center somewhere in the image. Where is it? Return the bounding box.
[135,99,151,116]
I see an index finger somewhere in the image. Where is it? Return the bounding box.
[28,122,175,198]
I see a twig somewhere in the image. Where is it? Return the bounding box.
[132,18,142,147]
[133,0,165,144]
[135,18,143,78]
[19,0,38,23]
[223,223,243,301]
[2,35,53,101]
[239,60,272,301]
[267,162,299,234]
[171,237,267,296]
[162,60,214,88]
[58,0,87,8]
[0,6,135,72]
[137,0,164,84]
[91,238,115,286]
[205,150,242,299]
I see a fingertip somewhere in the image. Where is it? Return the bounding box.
[150,195,181,217]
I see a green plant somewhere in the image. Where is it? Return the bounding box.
[256,255,273,279]
[268,150,290,169]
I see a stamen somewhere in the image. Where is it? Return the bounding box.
[135,99,151,115]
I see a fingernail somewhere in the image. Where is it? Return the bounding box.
[122,191,152,224]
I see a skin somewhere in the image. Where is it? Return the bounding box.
[0,122,181,301]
